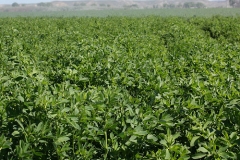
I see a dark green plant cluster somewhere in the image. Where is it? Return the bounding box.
[12,2,20,7]
[37,2,52,7]
[183,2,204,8]
[0,16,240,159]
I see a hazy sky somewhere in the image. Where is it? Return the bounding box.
[0,0,62,4]
[0,0,119,4]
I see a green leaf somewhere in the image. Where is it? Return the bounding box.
[56,136,70,144]
[133,126,148,136]
[147,134,158,142]
[230,132,237,140]
[162,114,173,122]
[197,147,208,153]
[35,122,43,132]
[126,135,137,146]
[218,150,230,159]
[134,130,148,136]
[129,135,137,143]
[221,152,237,159]
[165,149,171,159]
[192,153,206,159]
[39,140,47,144]
[143,115,155,121]
[66,117,80,130]
[218,146,228,152]
[172,132,180,141]
[17,96,24,102]
[0,76,10,81]
[15,120,24,130]
[190,136,200,147]
[69,87,74,95]
[12,131,20,136]
[0,135,12,150]
[59,99,69,104]
[229,99,240,105]
[79,77,89,82]
[61,107,70,113]
[160,139,167,147]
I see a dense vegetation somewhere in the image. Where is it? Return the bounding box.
[0,16,240,159]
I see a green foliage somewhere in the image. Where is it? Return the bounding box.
[229,0,237,6]
[12,2,19,7]
[37,2,52,7]
[100,4,106,7]
[163,3,176,8]
[80,3,86,6]
[0,16,240,159]
[196,2,206,8]
[74,2,86,7]
[183,2,205,8]
[124,4,139,9]
[183,2,195,8]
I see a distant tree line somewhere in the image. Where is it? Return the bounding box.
[124,4,138,9]
[12,2,19,7]
[161,2,205,9]
[229,0,240,7]
[11,0,240,9]
[183,2,206,8]
[12,2,52,7]
[37,2,52,7]
[74,2,86,6]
